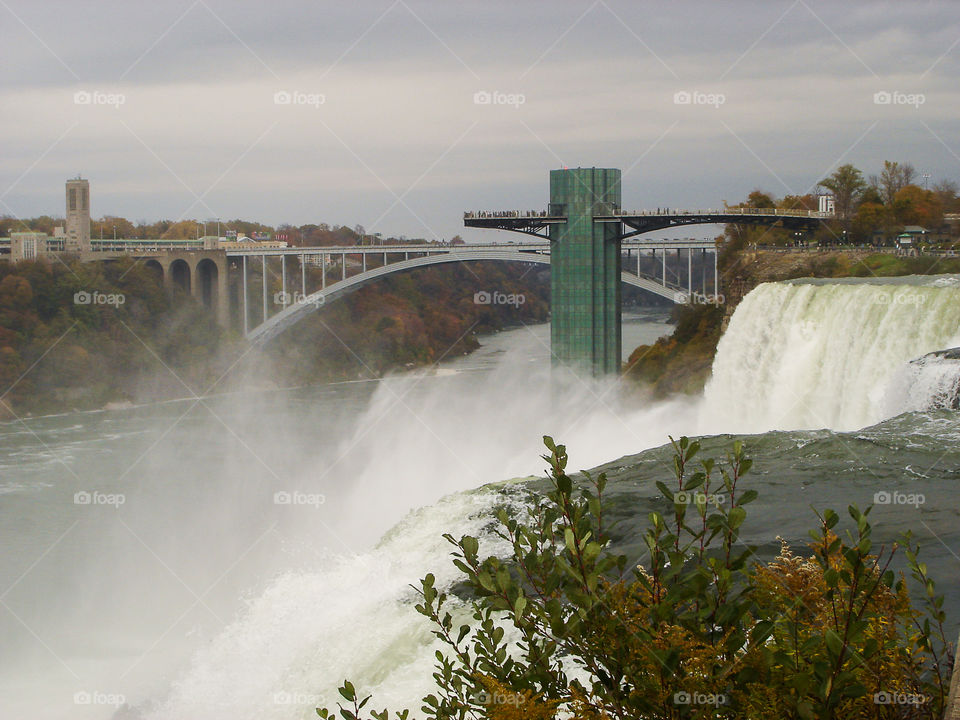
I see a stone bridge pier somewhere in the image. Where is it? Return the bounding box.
[141,250,230,326]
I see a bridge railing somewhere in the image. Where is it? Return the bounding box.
[464,211,559,219]
[612,208,833,218]
[465,208,834,219]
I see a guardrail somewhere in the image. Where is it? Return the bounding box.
[464,211,559,219]
[612,208,833,218]
[465,208,834,219]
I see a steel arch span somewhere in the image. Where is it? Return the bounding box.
[246,249,687,343]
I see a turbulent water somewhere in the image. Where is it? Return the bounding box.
[2,287,960,720]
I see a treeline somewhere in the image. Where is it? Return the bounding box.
[0,214,437,246]
[0,258,233,417]
[726,160,958,247]
[0,257,549,417]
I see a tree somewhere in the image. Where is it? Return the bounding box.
[819,164,867,224]
[852,202,892,244]
[858,185,884,207]
[893,185,943,228]
[778,194,816,212]
[872,161,917,206]
[160,220,203,239]
[932,180,958,214]
[745,190,776,209]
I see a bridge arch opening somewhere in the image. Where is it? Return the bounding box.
[144,259,163,285]
[197,258,219,311]
[170,259,191,293]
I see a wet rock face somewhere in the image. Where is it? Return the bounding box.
[906,348,960,410]
[926,347,960,361]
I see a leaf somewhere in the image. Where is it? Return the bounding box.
[514,595,526,617]
[824,629,844,657]
[461,535,479,559]
[752,620,776,644]
[728,506,747,530]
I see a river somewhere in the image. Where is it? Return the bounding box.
[1,286,959,720]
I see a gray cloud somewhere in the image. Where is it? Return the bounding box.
[1,0,958,240]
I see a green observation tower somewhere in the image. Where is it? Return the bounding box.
[465,166,824,379]
[548,167,622,377]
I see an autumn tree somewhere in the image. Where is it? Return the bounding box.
[893,185,944,228]
[852,201,892,243]
[819,164,867,224]
[932,180,958,214]
[744,190,776,209]
[870,160,917,205]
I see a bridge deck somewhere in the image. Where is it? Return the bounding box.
[464,208,831,239]
[225,239,718,257]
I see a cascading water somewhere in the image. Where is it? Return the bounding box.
[701,276,960,432]
[146,487,524,720]
[883,347,960,415]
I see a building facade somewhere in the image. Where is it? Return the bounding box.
[65,177,91,253]
[10,232,48,263]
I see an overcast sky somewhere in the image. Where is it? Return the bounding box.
[1,0,958,240]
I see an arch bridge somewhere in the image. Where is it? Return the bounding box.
[229,238,718,344]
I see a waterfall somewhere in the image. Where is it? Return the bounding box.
[702,276,960,432]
